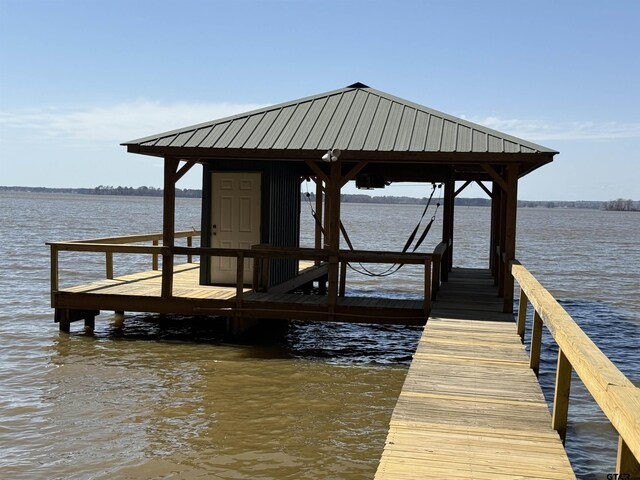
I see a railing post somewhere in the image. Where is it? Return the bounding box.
[152,240,159,270]
[236,252,244,312]
[187,235,193,263]
[161,248,174,298]
[552,348,572,444]
[339,260,347,297]
[327,255,339,315]
[106,252,113,279]
[617,435,640,476]
[50,244,59,305]
[423,257,432,317]
[261,256,270,291]
[529,311,543,377]
[431,256,440,300]
[516,287,528,343]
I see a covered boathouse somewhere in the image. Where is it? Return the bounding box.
[50,82,558,330]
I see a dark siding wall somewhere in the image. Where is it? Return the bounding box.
[200,160,302,287]
[267,163,300,286]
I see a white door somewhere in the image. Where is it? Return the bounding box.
[210,172,261,284]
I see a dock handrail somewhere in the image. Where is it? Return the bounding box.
[48,233,436,317]
[511,260,640,474]
[47,230,200,294]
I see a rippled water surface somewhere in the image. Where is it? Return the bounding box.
[0,192,638,479]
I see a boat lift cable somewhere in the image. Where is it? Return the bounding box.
[303,181,442,278]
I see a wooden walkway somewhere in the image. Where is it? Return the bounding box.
[375,269,575,479]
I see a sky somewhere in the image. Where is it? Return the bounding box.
[0,0,638,201]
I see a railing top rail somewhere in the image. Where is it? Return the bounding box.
[173,245,434,264]
[47,240,434,265]
[511,260,640,461]
[47,229,200,246]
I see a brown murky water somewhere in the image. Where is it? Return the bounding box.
[0,192,638,479]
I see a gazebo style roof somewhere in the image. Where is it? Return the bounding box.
[123,83,557,179]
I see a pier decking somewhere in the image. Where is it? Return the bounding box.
[375,268,575,479]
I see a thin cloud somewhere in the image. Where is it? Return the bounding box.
[3,102,638,146]
[0,100,268,144]
[462,115,640,141]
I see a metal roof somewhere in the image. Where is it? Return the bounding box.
[123,83,557,156]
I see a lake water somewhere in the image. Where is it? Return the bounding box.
[0,191,638,479]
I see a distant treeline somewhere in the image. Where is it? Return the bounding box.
[2,186,637,210]
[1,185,201,198]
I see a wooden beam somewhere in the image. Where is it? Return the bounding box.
[161,157,178,298]
[502,164,518,312]
[454,180,472,197]
[530,311,543,377]
[482,163,508,191]
[516,288,527,342]
[617,435,640,476]
[442,175,455,276]
[475,180,493,198]
[304,159,329,184]
[489,182,500,277]
[552,348,572,444]
[326,159,342,315]
[175,159,197,182]
[314,178,324,251]
[340,161,368,187]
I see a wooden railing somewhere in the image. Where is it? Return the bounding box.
[172,245,437,317]
[48,231,445,319]
[48,229,200,296]
[511,260,640,475]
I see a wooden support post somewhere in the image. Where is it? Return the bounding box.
[502,164,518,312]
[443,177,454,275]
[552,348,572,444]
[423,257,432,317]
[187,235,193,263]
[327,256,339,314]
[318,274,327,295]
[261,257,270,291]
[497,182,506,290]
[85,316,95,331]
[326,159,342,315]
[431,256,440,300]
[236,253,244,313]
[489,182,499,277]
[161,158,178,299]
[516,288,528,343]
[106,252,113,279]
[314,179,324,253]
[152,240,159,270]
[339,261,347,297]
[56,309,70,332]
[530,311,543,377]
[617,435,640,476]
